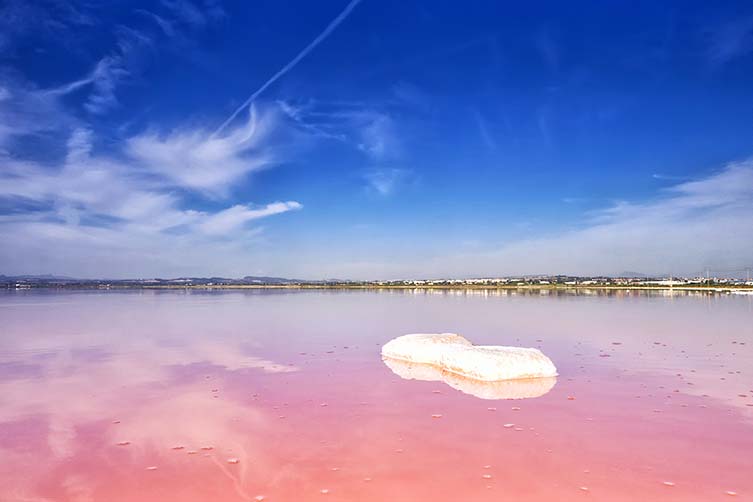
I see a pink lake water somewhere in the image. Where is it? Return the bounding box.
[1,289,752,501]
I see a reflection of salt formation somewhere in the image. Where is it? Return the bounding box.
[383,357,557,400]
[382,333,558,381]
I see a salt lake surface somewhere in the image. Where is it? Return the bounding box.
[1,289,752,501]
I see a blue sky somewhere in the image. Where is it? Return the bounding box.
[1,0,753,279]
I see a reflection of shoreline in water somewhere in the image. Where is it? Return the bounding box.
[382,357,557,400]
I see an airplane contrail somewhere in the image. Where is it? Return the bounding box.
[213,0,363,136]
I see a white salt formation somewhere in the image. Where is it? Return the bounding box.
[382,333,557,381]
[382,356,556,400]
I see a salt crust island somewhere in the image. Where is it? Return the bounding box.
[382,357,557,400]
[381,333,558,382]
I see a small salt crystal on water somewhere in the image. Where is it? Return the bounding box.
[255,496,265,501]
[431,414,443,418]
[482,474,492,479]
[227,458,240,464]
[725,491,737,496]
[363,477,372,482]
[487,407,496,411]
[320,489,330,495]
[503,423,515,428]
[663,481,675,487]
[146,466,157,471]
[512,407,521,411]
[579,486,589,492]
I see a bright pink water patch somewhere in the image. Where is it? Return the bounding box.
[1,290,752,501]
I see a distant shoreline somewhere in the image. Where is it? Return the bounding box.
[6,284,753,293]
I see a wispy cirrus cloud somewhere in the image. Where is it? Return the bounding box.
[163,0,226,28]
[0,1,307,278]
[437,161,753,278]
[0,72,81,148]
[304,160,753,280]
[198,201,302,235]
[277,97,410,196]
[0,115,302,277]
[277,99,411,196]
[652,173,692,181]
[356,112,399,160]
[81,6,222,115]
[127,105,278,196]
[83,53,133,115]
[363,168,412,196]
[278,99,399,157]
[1,0,225,116]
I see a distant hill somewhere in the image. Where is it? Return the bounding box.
[0,274,78,281]
[1,274,304,284]
[615,271,648,278]
[241,275,302,284]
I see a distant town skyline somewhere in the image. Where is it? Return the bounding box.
[1,1,753,279]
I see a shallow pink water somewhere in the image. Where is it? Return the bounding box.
[1,289,752,501]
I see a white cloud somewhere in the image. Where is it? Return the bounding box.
[357,112,398,160]
[83,55,131,114]
[0,1,224,118]
[290,160,753,280]
[0,2,298,279]
[127,106,277,196]
[163,0,209,27]
[435,160,753,278]
[0,73,78,147]
[198,201,302,235]
[0,118,302,278]
[276,100,399,159]
[364,168,411,196]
